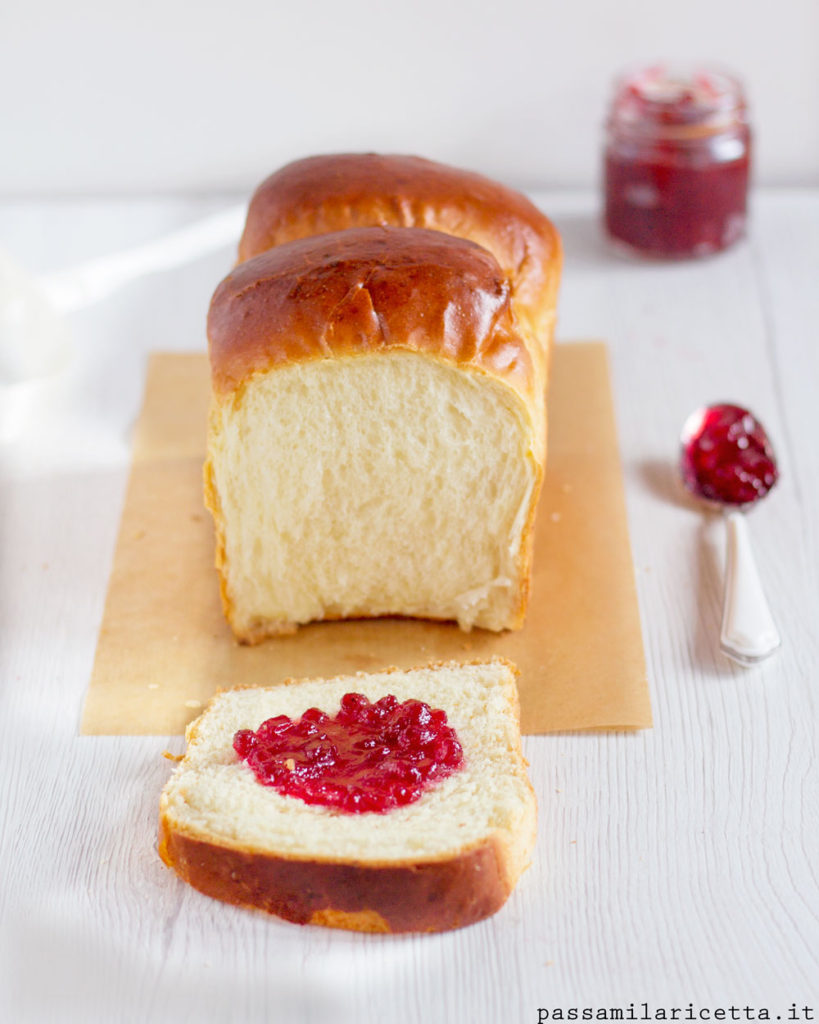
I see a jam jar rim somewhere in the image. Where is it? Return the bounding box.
[608,63,749,141]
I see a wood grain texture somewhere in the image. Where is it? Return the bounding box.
[0,192,817,1023]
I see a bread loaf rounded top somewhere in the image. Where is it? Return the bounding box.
[207,225,536,400]
[236,153,561,340]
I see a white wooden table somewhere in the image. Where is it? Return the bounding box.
[1,190,817,1022]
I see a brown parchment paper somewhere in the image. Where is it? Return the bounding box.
[81,344,651,735]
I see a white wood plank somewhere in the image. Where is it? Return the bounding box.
[1,193,817,1023]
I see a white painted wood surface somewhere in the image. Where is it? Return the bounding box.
[1,191,818,1022]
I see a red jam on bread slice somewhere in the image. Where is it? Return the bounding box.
[233,693,464,813]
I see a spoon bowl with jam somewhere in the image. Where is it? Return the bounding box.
[680,402,781,665]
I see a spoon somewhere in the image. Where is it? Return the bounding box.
[680,402,781,666]
[0,203,246,384]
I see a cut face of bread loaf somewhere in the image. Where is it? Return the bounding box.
[206,226,546,642]
[158,659,537,933]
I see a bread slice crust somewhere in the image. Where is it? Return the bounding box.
[158,827,511,933]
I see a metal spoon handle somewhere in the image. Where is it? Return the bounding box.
[720,510,780,665]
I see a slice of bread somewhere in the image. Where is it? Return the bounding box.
[158,658,537,933]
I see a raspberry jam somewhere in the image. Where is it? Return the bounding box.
[604,66,751,258]
[681,403,778,506]
[233,693,464,814]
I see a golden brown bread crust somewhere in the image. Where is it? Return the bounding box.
[237,153,562,347]
[207,225,536,403]
[158,825,512,933]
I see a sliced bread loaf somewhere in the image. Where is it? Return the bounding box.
[158,658,537,933]
[205,226,546,642]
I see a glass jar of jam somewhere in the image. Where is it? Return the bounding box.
[604,65,751,258]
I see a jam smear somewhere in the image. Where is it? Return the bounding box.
[233,693,464,814]
[681,403,778,506]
